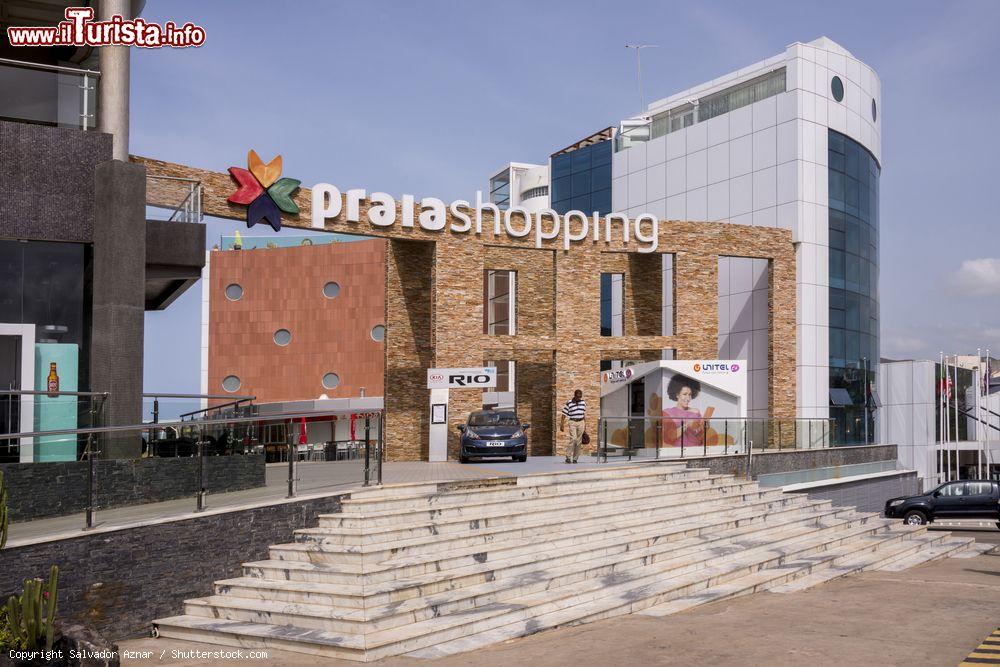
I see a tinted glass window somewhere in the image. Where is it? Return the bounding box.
[938,483,965,497]
[831,76,844,102]
[966,482,992,496]
[469,411,519,426]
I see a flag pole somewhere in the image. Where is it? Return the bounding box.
[952,354,958,480]
[939,351,944,486]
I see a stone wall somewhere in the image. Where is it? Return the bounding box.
[682,444,899,479]
[2,455,265,522]
[0,493,343,640]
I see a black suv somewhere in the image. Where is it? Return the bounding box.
[884,480,1000,527]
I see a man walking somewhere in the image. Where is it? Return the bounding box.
[559,389,586,464]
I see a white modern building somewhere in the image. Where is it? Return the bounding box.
[879,357,1000,489]
[496,37,882,442]
[487,162,550,214]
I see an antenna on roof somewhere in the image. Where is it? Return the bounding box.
[625,44,658,115]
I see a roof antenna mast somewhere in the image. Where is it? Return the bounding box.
[625,44,658,115]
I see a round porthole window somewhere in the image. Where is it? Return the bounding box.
[323,281,340,299]
[371,325,386,342]
[273,328,292,346]
[322,372,340,390]
[871,98,877,122]
[222,375,241,393]
[831,76,844,102]
[225,283,243,301]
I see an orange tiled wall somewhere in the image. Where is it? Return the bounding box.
[207,239,386,402]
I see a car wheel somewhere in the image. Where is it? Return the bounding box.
[903,510,927,526]
[515,455,527,462]
[460,454,469,464]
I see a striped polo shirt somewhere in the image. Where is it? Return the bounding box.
[562,399,586,420]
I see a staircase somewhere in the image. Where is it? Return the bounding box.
[153,463,987,661]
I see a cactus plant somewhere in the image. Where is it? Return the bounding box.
[0,469,8,550]
[4,565,59,651]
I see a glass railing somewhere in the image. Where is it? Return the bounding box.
[756,460,900,488]
[0,57,98,130]
[597,416,837,461]
[0,404,384,533]
[145,176,203,224]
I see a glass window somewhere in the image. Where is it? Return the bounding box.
[322,281,340,299]
[273,329,291,346]
[601,273,624,337]
[225,283,243,301]
[966,482,992,496]
[571,171,590,197]
[484,270,514,335]
[551,154,572,179]
[370,324,385,342]
[489,171,511,210]
[871,98,877,122]
[938,482,965,497]
[222,375,241,392]
[570,149,591,174]
[322,372,339,389]
[831,76,844,102]
[485,360,513,393]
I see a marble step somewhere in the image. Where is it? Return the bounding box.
[243,495,829,587]
[948,541,996,559]
[319,470,728,530]
[875,537,978,572]
[216,503,867,612]
[268,488,797,572]
[290,477,761,561]
[766,531,961,593]
[337,466,705,514]
[342,463,687,506]
[298,475,743,548]
[170,520,935,660]
[192,509,893,635]
[397,525,941,660]
[313,474,750,539]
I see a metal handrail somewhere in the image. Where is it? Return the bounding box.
[0,390,110,397]
[179,398,256,420]
[0,56,101,77]
[142,392,255,400]
[1,408,383,441]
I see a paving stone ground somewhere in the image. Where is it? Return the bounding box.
[119,547,1000,666]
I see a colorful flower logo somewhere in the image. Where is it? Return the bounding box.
[227,150,300,232]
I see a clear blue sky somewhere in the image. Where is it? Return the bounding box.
[136,0,1000,394]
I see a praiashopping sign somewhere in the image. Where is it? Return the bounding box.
[225,150,661,252]
[310,185,662,253]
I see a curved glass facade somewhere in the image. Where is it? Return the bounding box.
[828,130,880,444]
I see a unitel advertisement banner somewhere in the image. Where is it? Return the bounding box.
[600,360,747,453]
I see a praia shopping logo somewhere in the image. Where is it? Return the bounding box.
[227,150,301,232]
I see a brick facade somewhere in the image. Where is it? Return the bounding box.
[208,239,385,402]
[139,157,797,462]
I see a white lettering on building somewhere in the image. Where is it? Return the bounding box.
[311,184,659,253]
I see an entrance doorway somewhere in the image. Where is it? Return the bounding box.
[0,324,35,461]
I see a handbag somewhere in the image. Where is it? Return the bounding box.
[581,431,591,446]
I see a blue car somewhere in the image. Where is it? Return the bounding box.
[457,409,529,463]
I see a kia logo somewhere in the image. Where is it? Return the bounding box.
[429,373,444,382]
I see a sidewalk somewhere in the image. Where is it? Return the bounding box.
[120,550,1000,666]
[6,456,639,546]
